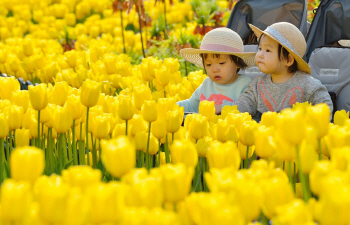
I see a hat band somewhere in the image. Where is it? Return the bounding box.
[265,27,299,57]
[200,44,243,53]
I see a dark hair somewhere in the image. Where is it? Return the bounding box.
[258,34,298,73]
[200,53,247,73]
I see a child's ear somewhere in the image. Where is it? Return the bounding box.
[286,54,295,67]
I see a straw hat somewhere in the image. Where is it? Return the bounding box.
[249,22,311,74]
[339,39,350,47]
[180,27,256,68]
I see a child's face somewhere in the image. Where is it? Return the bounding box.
[256,35,284,75]
[203,54,238,85]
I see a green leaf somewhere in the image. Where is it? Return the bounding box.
[64,159,73,169]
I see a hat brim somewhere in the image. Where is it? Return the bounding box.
[180,48,256,69]
[249,24,311,74]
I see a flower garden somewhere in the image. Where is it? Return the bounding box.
[1,0,350,224]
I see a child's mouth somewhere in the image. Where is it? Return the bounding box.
[214,76,221,80]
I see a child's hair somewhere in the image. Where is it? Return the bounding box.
[259,34,298,73]
[200,53,248,73]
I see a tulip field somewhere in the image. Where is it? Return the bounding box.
[2,0,350,225]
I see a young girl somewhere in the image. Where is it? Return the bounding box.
[236,22,333,119]
[177,27,256,114]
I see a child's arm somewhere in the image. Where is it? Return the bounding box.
[235,83,258,117]
[177,84,203,113]
[308,84,334,114]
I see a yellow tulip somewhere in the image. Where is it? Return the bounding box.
[101,136,136,178]
[278,108,306,145]
[12,90,29,113]
[225,125,239,143]
[151,117,167,140]
[185,192,245,225]
[309,161,330,196]
[334,109,349,126]
[306,103,330,139]
[10,146,45,184]
[135,131,147,151]
[299,139,318,174]
[112,123,126,138]
[260,111,278,127]
[196,136,212,157]
[15,128,30,147]
[80,79,102,108]
[34,106,51,124]
[239,121,257,146]
[7,105,23,131]
[204,167,237,193]
[238,141,255,160]
[74,122,86,141]
[122,168,164,208]
[155,66,170,86]
[92,115,110,139]
[118,95,134,121]
[141,100,157,122]
[49,81,69,106]
[65,13,76,26]
[29,83,48,110]
[129,114,147,137]
[171,140,198,168]
[275,132,297,161]
[189,114,208,140]
[164,57,180,74]
[61,166,102,190]
[53,106,73,133]
[207,141,241,170]
[0,76,20,100]
[166,110,182,133]
[273,199,314,225]
[199,100,215,121]
[144,134,159,155]
[160,163,194,203]
[133,85,152,111]
[157,97,176,119]
[65,94,84,120]
[254,126,276,158]
[326,125,350,149]
[0,179,32,223]
[214,119,229,142]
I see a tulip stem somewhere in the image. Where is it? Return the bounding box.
[92,137,98,169]
[79,123,84,165]
[67,130,72,161]
[13,130,16,149]
[172,133,174,143]
[318,139,322,160]
[146,122,151,172]
[86,107,90,166]
[164,89,166,98]
[47,128,52,174]
[41,123,44,149]
[296,145,311,202]
[37,110,41,149]
[288,161,295,193]
[245,146,249,169]
[72,120,78,165]
[58,133,63,174]
[120,9,126,54]
[0,138,4,183]
[125,120,128,136]
[261,212,269,225]
[164,134,170,163]
[6,133,10,162]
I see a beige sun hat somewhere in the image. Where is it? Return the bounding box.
[339,39,350,47]
[180,27,256,68]
[249,22,311,74]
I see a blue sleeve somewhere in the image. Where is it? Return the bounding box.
[177,83,203,113]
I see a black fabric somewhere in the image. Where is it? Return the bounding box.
[226,0,308,41]
[305,0,350,61]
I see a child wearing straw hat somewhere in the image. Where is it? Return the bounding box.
[235,22,333,119]
[177,27,256,114]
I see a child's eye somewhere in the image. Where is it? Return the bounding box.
[220,62,225,65]
[266,49,271,52]
[258,47,262,51]
[206,64,211,67]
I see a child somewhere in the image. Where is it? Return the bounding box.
[177,27,256,114]
[235,22,333,119]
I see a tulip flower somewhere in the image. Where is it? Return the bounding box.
[273,199,314,225]
[12,90,29,113]
[189,114,208,140]
[199,100,215,121]
[141,100,157,123]
[11,146,45,184]
[254,126,276,158]
[151,118,167,140]
[0,114,8,182]
[155,66,170,87]
[207,141,241,170]
[118,95,134,134]
[0,179,32,223]
[157,97,176,119]
[142,134,159,156]
[15,128,30,147]
[196,136,212,157]
[101,136,136,178]
[171,140,198,168]
[134,85,152,111]
[49,81,69,106]
[278,108,306,146]
[160,163,194,203]
[166,110,182,134]
[225,125,239,143]
[214,119,229,142]
[53,106,73,134]
[7,104,23,132]
[80,79,102,108]
[0,76,20,100]
[334,110,349,126]
[29,83,48,111]
[260,111,278,127]
[61,166,102,191]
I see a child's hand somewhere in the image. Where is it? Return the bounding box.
[215,104,222,114]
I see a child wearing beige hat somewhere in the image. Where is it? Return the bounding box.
[236,22,333,119]
[177,27,256,114]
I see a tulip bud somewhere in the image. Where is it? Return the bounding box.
[261,111,278,127]
[142,134,159,155]
[117,95,134,121]
[80,79,102,108]
[255,126,276,158]
[49,81,69,106]
[166,110,182,134]
[134,85,152,111]
[15,128,30,147]
[196,136,212,157]
[92,115,110,139]
[151,118,167,140]
[306,103,330,139]
[65,94,84,120]
[7,105,23,131]
[334,110,350,126]
[207,141,241,170]
[239,121,257,146]
[225,125,239,143]
[101,136,136,178]
[141,100,157,122]
[157,97,176,119]
[155,66,170,87]
[12,90,29,114]
[53,106,73,133]
[171,140,198,168]
[199,100,215,121]
[61,165,102,190]
[0,77,20,100]
[278,108,306,145]
[29,83,48,111]
[189,114,208,140]
[11,146,45,184]
[214,119,228,142]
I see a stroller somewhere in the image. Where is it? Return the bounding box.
[226,0,309,80]
[305,0,350,115]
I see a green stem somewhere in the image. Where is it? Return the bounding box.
[99,140,102,163]
[261,212,269,225]
[58,133,63,174]
[79,122,84,165]
[120,9,126,54]
[172,132,174,143]
[318,139,322,160]
[37,110,40,149]
[288,161,295,193]
[41,123,44,149]
[296,145,310,202]
[164,134,170,163]
[62,133,68,166]
[72,120,78,165]
[6,133,9,162]
[164,89,166,98]
[67,130,72,161]
[146,122,151,172]
[125,120,128,136]
[9,131,13,157]
[13,130,16,149]
[86,107,90,166]
[245,146,249,169]
[48,128,53,174]
[0,138,4,183]
[92,137,97,169]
